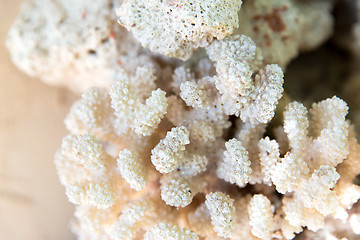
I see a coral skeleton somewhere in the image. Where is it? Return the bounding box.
[6,0,360,239]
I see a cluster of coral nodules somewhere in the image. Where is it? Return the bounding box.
[7,0,333,93]
[57,77,360,239]
[55,47,360,239]
[116,0,333,65]
[8,0,356,239]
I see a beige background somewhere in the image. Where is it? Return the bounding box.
[0,0,77,239]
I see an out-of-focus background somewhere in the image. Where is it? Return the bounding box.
[0,0,77,239]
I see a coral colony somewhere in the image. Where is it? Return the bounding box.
[6,0,360,239]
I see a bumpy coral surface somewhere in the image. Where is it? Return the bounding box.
[7,0,360,239]
[54,54,360,239]
[6,0,147,93]
[235,0,333,68]
[116,0,243,60]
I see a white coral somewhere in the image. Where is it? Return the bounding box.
[110,67,168,136]
[248,194,274,239]
[144,223,199,240]
[55,134,118,209]
[117,149,148,191]
[116,0,243,60]
[6,0,143,92]
[239,64,284,124]
[258,137,280,185]
[217,138,252,187]
[235,0,333,68]
[160,172,206,207]
[205,192,236,238]
[111,199,157,240]
[151,126,190,174]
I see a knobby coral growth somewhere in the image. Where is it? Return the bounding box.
[6,0,360,239]
[54,53,360,239]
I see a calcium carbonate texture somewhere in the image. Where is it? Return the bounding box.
[6,0,360,239]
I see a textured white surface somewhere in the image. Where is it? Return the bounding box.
[116,0,242,60]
